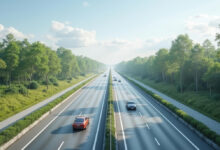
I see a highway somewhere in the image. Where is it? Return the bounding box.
[112,71,214,150]
[7,73,109,150]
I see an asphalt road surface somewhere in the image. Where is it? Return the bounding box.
[112,71,214,150]
[7,72,109,150]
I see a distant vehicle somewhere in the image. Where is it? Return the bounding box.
[72,116,89,130]
[114,78,117,81]
[126,101,136,110]
[118,80,121,82]
[103,74,107,77]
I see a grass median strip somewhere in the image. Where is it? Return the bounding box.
[0,75,97,147]
[122,74,220,147]
[105,72,116,150]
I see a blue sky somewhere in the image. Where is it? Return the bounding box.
[0,0,220,64]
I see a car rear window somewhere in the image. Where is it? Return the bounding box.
[127,102,135,104]
[75,118,84,123]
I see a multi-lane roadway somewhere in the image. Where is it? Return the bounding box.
[7,73,109,150]
[6,70,214,150]
[113,71,213,150]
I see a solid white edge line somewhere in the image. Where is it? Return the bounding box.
[115,83,128,150]
[21,95,78,150]
[154,137,160,146]
[57,141,64,150]
[92,75,108,150]
[124,77,200,150]
[21,77,96,150]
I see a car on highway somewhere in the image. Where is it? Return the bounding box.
[118,79,121,82]
[103,74,107,77]
[72,116,89,130]
[126,101,136,110]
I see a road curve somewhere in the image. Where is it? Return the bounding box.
[7,72,109,150]
[113,71,213,150]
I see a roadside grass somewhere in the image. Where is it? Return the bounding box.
[134,77,220,123]
[0,75,96,147]
[105,72,116,150]
[0,74,93,122]
[123,75,220,146]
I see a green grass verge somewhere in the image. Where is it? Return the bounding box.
[122,75,220,146]
[0,75,96,146]
[135,77,220,123]
[0,74,93,122]
[105,71,116,150]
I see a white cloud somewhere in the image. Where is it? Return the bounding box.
[185,14,220,42]
[50,21,96,48]
[69,37,173,65]
[45,20,174,64]
[82,1,89,7]
[0,24,34,40]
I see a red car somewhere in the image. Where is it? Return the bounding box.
[72,116,89,130]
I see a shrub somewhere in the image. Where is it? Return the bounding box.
[49,77,57,84]
[41,80,51,85]
[29,81,39,89]
[4,86,19,94]
[53,82,59,86]
[42,89,47,93]
[211,94,220,100]
[18,85,28,95]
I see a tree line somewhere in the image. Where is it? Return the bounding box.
[0,34,105,87]
[116,27,220,96]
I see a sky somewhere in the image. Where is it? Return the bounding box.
[0,0,220,65]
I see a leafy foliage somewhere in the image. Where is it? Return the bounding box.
[0,34,105,86]
[116,33,220,94]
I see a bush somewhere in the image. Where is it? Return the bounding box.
[42,89,47,93]
[4,86,19,94]
[49,77,57,84]
[49,77,58,86]
[68,77,72,81]
[29,81,39,89]
[41,80,51,85]
[80,73,86,76]
[53,82,59,86]
[18,85,28,95]
[211,94,220,100]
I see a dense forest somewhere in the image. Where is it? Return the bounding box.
[116,27,220,97]
[0,34,105,88]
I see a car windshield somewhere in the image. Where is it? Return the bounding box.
[75,118,84,123]
[127,102,135,105]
